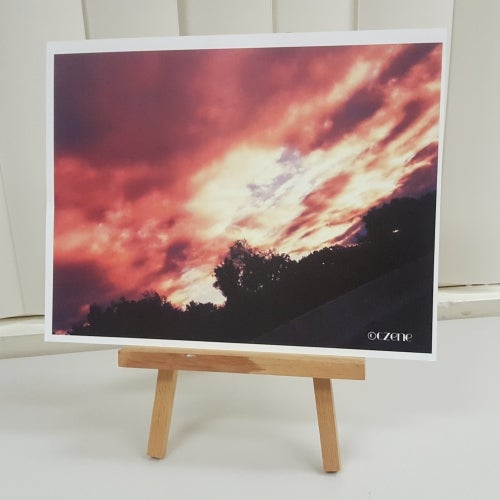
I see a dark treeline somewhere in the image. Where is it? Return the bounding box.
[68,192,436,342]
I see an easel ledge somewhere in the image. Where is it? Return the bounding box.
[119,346,365,378]
[118,347,365,472]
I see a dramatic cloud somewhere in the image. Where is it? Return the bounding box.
[52,260,117,331]
[52,40,443,330]
[312,87,385,150]
[378,43,438,84]
[164,240,191,273]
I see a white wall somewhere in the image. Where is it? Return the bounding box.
[0,0,85,319]
[0,0,498,321]
[437,0,500,285]
[82,0,179,38]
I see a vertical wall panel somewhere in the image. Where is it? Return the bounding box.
[178,0,272,35]
[0,165,24,318]
[435,0,500,285]
[0,0,85,318]
[82,0,179,38]
[273,0,356,32]
[357,0,454,30]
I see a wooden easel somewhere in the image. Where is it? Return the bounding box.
[118,347,365,472]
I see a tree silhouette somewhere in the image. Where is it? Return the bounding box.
[67,192,437,347]
[71,292,183,339]
[214,240,292,300]
[360,192,436,268]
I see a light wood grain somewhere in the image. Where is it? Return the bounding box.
[313,378,340,472]
[120,348,365,471]
[147,369,178,459]
[118,347,365,380]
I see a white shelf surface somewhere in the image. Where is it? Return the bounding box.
[2,285,499,359]
[437,284,500,319]
[0,316,499,500]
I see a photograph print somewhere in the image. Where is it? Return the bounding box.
[46,30,446,359]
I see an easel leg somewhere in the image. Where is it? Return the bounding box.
[313,378,340,472]
[147,369,178,459]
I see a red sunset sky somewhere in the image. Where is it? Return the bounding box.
[52,41,442,331]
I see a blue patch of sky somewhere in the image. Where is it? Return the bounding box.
[247,147,304,203]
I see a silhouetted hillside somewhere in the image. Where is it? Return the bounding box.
[254,253,434,353]
[67,192,436,351]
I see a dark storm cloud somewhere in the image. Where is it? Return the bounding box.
[53,45,361,172]
[54,55,108,154]
[281,173,352,237]
[54,50,209,168]
[409,142,439,166]
[52,260,116,331]
[378,43,439,84]
[380,99,426,147]
[122,172,165,201]
[392,165,438,199]
[163,240,191,273]
[312,87,385,150]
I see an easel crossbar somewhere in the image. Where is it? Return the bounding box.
[118,347,365,379]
